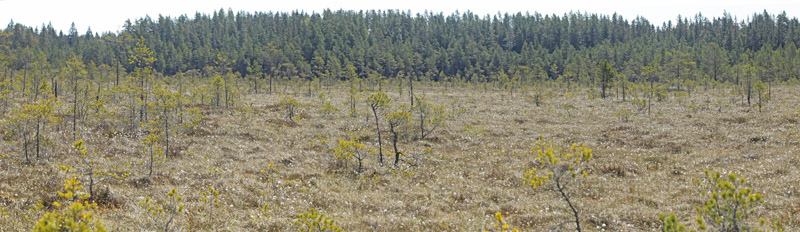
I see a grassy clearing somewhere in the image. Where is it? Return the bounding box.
[1,83,798,231]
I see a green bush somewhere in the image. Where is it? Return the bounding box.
[659,170,785,232]
[294,208,342,232]
[522,137,593,231]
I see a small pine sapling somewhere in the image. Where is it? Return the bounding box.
[223,73,241,107]
[522,137,593,232]
[753,80,769,112]
[196,185,225,229]
[66,55,88,142]
[152,82,179,158]
[657,213,687,232]
[414,95,447,139]
[695,170,765,231]
[33,199,107,231]
[142,188,185,232]
[0,78,10,114]
[597,59,615,99]
[659,170,785,232]
[4,87,60,163]
[631,98,647,112]
[294,208,342,232]
[483,212,519,232]
[180,107,203,131]
[141,120,165,178]
[332,137,371,173]
[614,107,632,122]
[280,96,300,120]
[199,186,222,214]
[348,87,358,118]
[0,205,8,223]
[73,139,130,202]
[34,174,107,231]
[386,104,410,167]
[3,105,30,163]
[318,93,339,118]
[209,75,225,107]
[129,38,157,124]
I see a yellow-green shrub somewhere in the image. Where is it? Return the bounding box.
[280,96,300,120]
[332,137,371,173]
[33,175,106,232]
[483,212,519,232]
[33,201,107,232]
[413,95,447,139]
[294,208,342,232]
[141,188,184,232]
[659,170,785,232]
[522,137,592,231]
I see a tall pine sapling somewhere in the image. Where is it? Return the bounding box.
[597,59,615,99]
[280,96,300,121]
[386,104,410,167]
[65,56,87,142]
[141,120,164,178]
[153,82,179,158]
[73,139,130,202]
[129,37,156,124]
[367,92,390,166]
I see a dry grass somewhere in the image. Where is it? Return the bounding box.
[1,83,799,231]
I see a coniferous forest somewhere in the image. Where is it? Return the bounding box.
[2,9,800,84]
[1,9,799,231]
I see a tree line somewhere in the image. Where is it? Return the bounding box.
[1,9,800,85]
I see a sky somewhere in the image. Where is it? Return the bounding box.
[0,0,798,34]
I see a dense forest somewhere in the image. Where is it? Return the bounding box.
[1,9,800,84]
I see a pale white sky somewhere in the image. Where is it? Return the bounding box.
[1,0,798,33]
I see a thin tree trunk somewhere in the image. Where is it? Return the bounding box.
[149,143,154,177]
[33,69,39,100]
[420,114,425,139]
[115,62,120,86]
[23,133,29,164]
[224,80,229,108]
[88,168,94,199]
[53,78,57,98]
[22,67,26,98]
[391,128,400,167]
[73,77,78,142]
[216,85,220,107]
[357,156,363,173]
[768,80,771,99]
[372,108,383,165]
[165,106,169,158]
[622,81,626,101]
[82,85,89,137]
[409,77,414,106]
[648,77,653,117]
[140,74,145,122]
[556,179,581,232]
[746,77,751,106]
[35,118,40,159]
